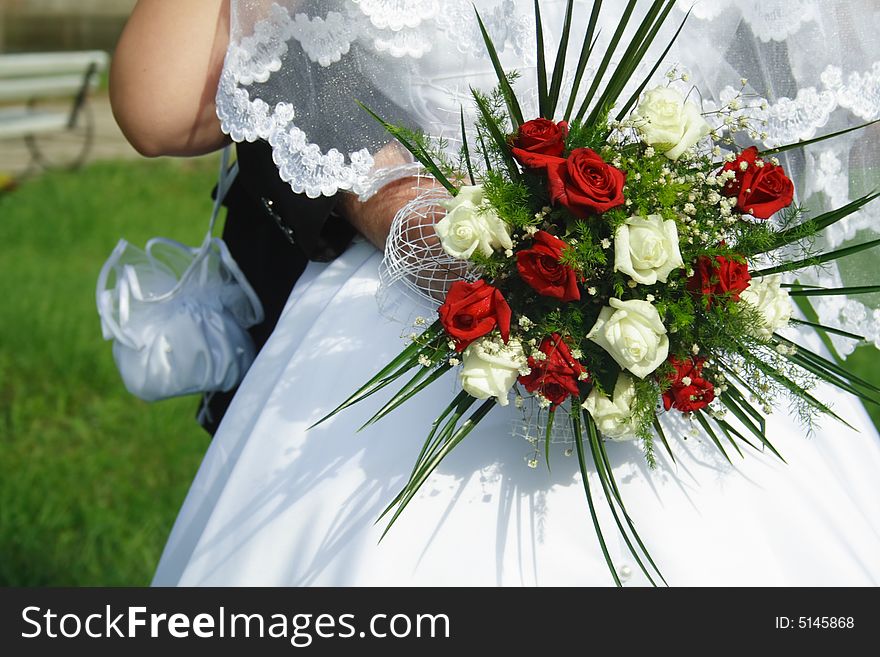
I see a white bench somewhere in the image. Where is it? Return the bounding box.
[0,50,108,171]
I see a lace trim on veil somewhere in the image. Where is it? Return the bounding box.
[216,0,534,198]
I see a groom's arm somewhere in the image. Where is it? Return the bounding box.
[110,0,230,157]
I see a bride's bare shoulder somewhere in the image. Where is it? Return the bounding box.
[109,0,230,157]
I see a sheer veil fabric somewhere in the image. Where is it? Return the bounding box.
[152,0,880,586]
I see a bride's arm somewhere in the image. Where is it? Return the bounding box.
[110,0,230,157]
[111,0,423,250]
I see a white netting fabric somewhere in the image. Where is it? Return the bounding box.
[376,176,477,319]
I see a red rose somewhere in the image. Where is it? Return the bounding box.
[438,279,511,352]
[721,146,794,219]
[516,230,580,301]
[545,148,627,217]
[687,254,751,306]
[662,357,715,413]
[511,118,569,165]
[518,333,587,408]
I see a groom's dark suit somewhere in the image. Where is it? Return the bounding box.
[198,139,356,435]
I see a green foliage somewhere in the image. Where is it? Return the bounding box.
[0,158,216,585]
[481,171,535,228]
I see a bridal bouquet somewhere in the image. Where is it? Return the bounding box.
[317,0,880,585]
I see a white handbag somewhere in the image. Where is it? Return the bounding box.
[96,148,264,402]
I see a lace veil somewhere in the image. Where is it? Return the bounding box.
[219,0,880,354]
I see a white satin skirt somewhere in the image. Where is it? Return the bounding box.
[153,240,880,586]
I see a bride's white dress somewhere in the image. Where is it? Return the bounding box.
[153,0,880,586]
[153,239,880,586]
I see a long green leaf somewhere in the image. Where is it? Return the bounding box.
[695,411,739,461]
[572,410,621,586]
[585,416,661,586]
[786,352,880,411]
[360,363,453,430]
[652,417,675,463]
[563,0,603,122]
[760,119,880,157]
[738,346,858,429]
[459,106,476,185]
[379,390,473,515]
[547,0,575,118]
[723,393,785,462]
[357,102,457,194]
[476,129,493,171]
[544,409,555,472]
[752,236,880,277]
[574,0,639,123]
[759,191,880,253]
[615,4,691,121]
[310,331,439,428]
[590,418,668,585]
[790,318,866,342]
[715,418,760,452]
[585,0,672,128]
[533,0,548,117]
[719,394,771,452]
[472,88,521,179]
[474,7,523,127]
[380,399,494,539]
[785,284,880,298]
[774,334,880,394]
[379,390,475,518]
[721,376,766,435]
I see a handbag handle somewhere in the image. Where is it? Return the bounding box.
[97,146,245,348]
[209,145,239,237]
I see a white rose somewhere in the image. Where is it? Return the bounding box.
[582,374,639,440]
[587,298,669,378]
[613,214,684,284]
[435,185,513,259]
[632,87,711,160]
[459,336,527,406]
[739,275,793,340]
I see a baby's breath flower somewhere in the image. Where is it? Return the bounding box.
[418,354,433,367]
[448,357,460,367]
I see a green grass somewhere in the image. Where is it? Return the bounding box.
[0,157,217,586]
